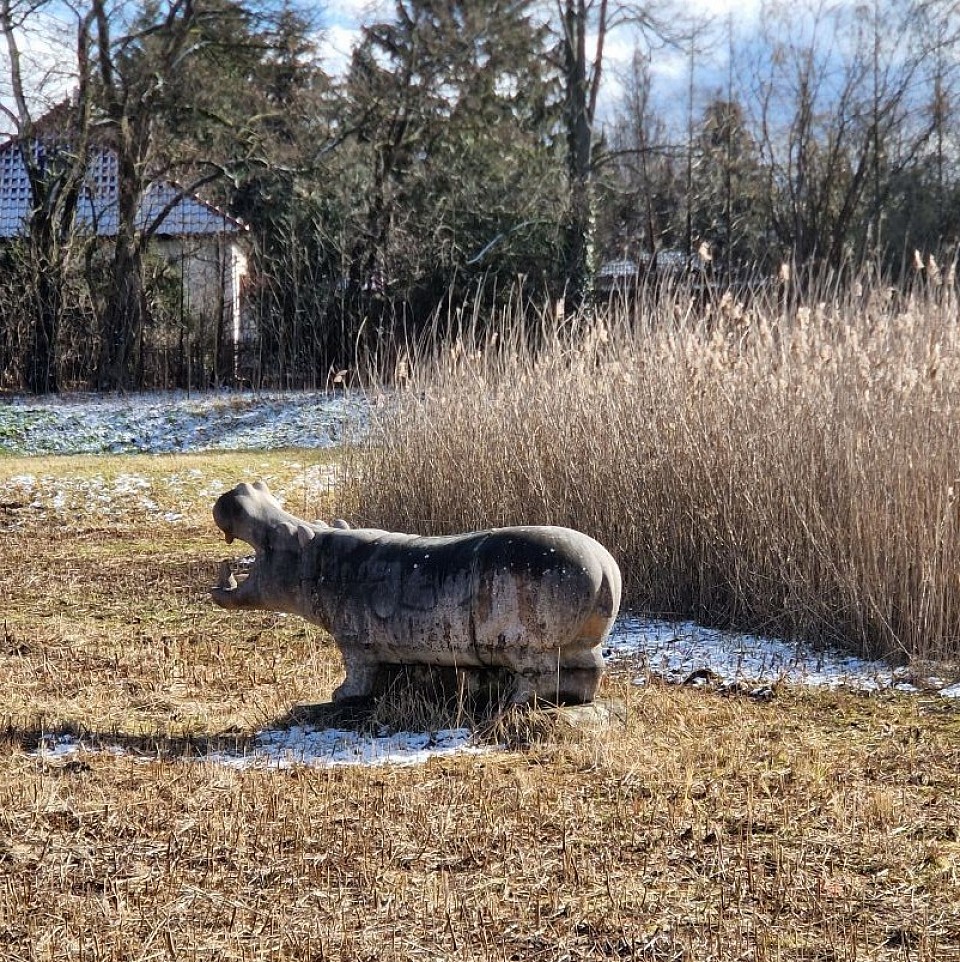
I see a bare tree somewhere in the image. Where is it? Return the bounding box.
[753,0,934,270]
[90,0,203,390]
[0,0,93,393]
[557,0,607,307]
[551,0,694,306]
[596,47,681,262]
[90,0,260,390]
[914,0,960,246]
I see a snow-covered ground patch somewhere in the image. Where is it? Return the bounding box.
[606,616,960,697]
[34,726,483,771]
[207,726,482,770]
[0,390,366,455]
[2,460,339,527]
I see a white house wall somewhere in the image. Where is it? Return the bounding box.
[154,235,248,342]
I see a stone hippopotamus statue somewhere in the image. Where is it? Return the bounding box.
[210,481,622,705]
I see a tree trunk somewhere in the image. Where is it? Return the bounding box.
[26,269,59,394]
[98,233,146,391]
[561,0,604,311]
[97,146,148,391]
[25,217,60,395]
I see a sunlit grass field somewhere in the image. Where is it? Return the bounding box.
[2,451,960,960]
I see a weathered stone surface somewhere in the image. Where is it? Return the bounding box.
[210,481,622,705]
[548,699,627,731]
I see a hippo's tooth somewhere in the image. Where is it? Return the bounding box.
[217,560,238,591]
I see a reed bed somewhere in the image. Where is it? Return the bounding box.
[344,273,960,663]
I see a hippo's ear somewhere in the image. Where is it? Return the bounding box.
[297,524,316,547]
[277,521,298,538]
[331,519,351,530]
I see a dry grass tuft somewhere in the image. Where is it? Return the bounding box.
[365,666,482,735]
[3,450,960,959]
[342,277,960,663]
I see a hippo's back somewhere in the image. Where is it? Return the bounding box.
[310,525,620,664]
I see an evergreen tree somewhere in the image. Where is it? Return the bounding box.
[343,0,564,330]
[692,98,767,271]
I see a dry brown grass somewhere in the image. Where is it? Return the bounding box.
[1,450,343,738]
[343,277,960,663]
[2,451,960,959]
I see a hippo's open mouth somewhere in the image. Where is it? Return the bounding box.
[209,481,318,612]
[211,537,262,609]
[211,554,257,609]
[208,482,271,609]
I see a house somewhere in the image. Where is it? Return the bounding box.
[596,257,641,293]
[596,249,713,296]
[0,136,250,360]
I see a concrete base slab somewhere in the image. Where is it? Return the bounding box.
[542,698,627,731]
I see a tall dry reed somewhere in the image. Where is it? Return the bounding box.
[342,271,960,663]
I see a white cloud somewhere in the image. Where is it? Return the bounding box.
[686,0,764,20]
[323,0,391,31]
[320,1,397,77]
[321,23,364,78]
[591,26,636,105]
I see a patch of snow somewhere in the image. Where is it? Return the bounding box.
[33,726,482,771]
[2,465,342,528]
[7,473,36,489]
[605,615,960,697]
[207,726,481,770]
[114,474,150,494]
[0,390,366,456]
[34,734,82,761]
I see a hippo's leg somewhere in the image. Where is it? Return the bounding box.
[509,647,604,706]
[332,647,379,702]
[554,645,605,703]
[507,650,565,706]
[509,673,539,706]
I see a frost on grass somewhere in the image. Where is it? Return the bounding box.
[2,462,339,528]
[0,390,365,456]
